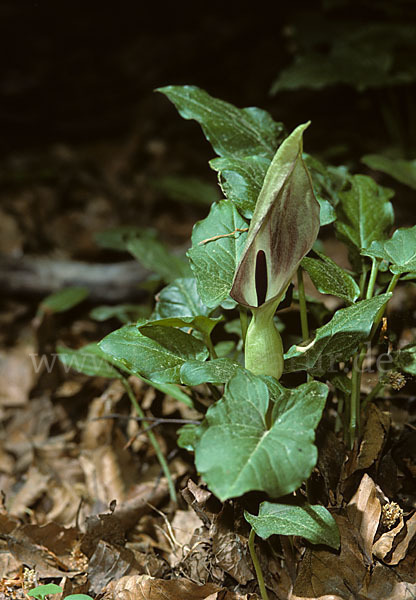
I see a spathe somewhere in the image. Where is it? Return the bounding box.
[230,122,320,309]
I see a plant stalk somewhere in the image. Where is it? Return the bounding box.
[239,305,249,347]
[248,529,269,600]
[297,266,309,341]
[370,273,401,338]
[122,378,177,503]
[366,258,380,300]
[349,271,401,447]
[362,380,384,412]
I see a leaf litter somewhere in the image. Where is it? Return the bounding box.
[2,140,416,600]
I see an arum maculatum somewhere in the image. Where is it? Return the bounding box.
[230,122,320,380]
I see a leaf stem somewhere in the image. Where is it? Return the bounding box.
[204,334,218,360]
[366,258,380,300]
[349,346,366,447]
[362,380,384,412]
[239,305,249,347]
[122,378,177,503]
[349,271,401,447]
[248,528,269,600]
[370,273,401,338]
[359,264,368,297]
[297,266,309,341]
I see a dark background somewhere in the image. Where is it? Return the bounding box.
[2,1,415,155]
[0,0,415,260]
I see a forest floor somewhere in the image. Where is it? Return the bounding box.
[1,134,416,600]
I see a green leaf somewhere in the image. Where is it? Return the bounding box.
[245,502,340,549]
[153,277,211,319]
[57,343,123,379]
[330,374,352,395]
[361,226,416,274]
[301,251,360,304]
[40,286,89,313]
[157,85,284,158]
[95,226,190,282]
[177,421,207,452]
[141,315,222,339]
[214,340,236,357]
[393,344,416,375]
[195,372,328,500]
[99,323,208,384]
[59,341,193,407]
[95,226,151,251]
[270,23,416,94]
[335,175,394,252]
[180,358,243,385]
[210,155,270,218]
[304,154,349,226]
[284,294,392,376]
[362,154,416,190]
[28,584,63,599]
[126,237,190,282]
[64,596,94,600]
[150,175,220,206]
[90,304,150,324]
[187,200,248,308]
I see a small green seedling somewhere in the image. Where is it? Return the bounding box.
[27,584,63,600]
[28,585,93,600]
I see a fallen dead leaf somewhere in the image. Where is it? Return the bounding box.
[166,508,205,566]
[0,346,37,407]
[88,540,138,594]
[103,575,221,600]
[210,505,254,585]
[356,404,390,470]
[290,513,368,600]
[347,473,381,561]
[374,512,416,566]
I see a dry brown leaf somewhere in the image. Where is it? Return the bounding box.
[182,479,221,527]
[0,346,36,407]
[103,575,220,600]
[347,473,381,560]
[210,507,253,585]
[88,540,137,594]
[356,404,390,470]
[8,464,51,517]
[361,561,416,599]
[373,515,404,562]
[166,509,205,567]
[79,444,127,507]
[374,512,416,566]
[82,380,125,450]
[3,531,78,578]
[290,514,368,600]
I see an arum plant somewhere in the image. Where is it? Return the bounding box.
[230,123,320,379]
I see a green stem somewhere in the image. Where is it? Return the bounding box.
[297,266,309,341]
[366,258,380,300]
[204,334,218,360]
[349,346,366,447]
[348,272,401,447]
[248,529,269,600]
[122,378,177,503]
[370,273,401,339]
[239,305,249,347]
[359,264,368,297]
[362,380,384,412]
